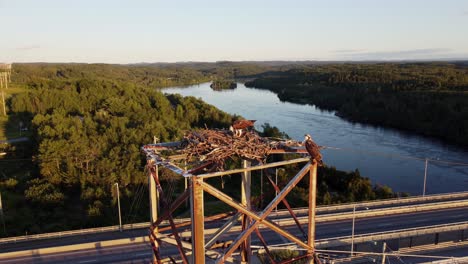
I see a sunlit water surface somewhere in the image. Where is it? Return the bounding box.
[162,83,468,195]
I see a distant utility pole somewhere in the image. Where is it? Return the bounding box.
[7,64,11,82]
[260,169,263,208]
[114,183,122,231]
[351,204,356,256]
[184,160,188,208]
[1,89,5,116]
[0,72,6,116]
[381,242,387,264]
[275,168,285,213]
[0,192,5,234]
[423,158,428,197]
[0,64,11,116]
[275,168,278,213]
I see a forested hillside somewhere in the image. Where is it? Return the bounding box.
[0,63,397,236]
[245,63,468,145]
[11,63,212,88]
[2,63,233,235]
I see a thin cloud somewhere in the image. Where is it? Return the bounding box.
[463,11,468,16]
[334,48,459,60]
[16,45,41,51]
[333,49,366,54]
[364,48,451,57]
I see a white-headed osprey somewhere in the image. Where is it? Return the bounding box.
[230,120,256,137]
[304,134,322,165]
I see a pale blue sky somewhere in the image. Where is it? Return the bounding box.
[1,0,467,63]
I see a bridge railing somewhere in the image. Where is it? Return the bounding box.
[295,190,468,215]
[266,221,468,248]
[317,221,468,247]
[0,217,197,245]
[185,199,468,235]
[313,199,468,223]
[1,191,467,245]
[0,222,148,245]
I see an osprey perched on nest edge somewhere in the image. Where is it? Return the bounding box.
[304,134,323,165]
[230,120,256,137]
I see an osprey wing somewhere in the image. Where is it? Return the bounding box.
[305,139,322,165]
[232,120,256,129]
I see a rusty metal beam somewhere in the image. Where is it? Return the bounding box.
[147,162,161,264]
[156,233,224,260]
[315,254,323,264]
[218,162,313,262]
[255,228,277,264]
[143,141,183,150]
[160,211,235,233]
[201,162,313,263]
[152,170,189,264]
[149,231,163,264]
[205,212,241,248]
[279,254,312,264]
[200,187,311,263]
[153,188,190,227]
[168,154,188,161]
[307,162,318,264]
[190,177,205,263]
[148,163,159,224]
[269,148,308,154]
[241,160,252,263]
[265,171,307,239]
[197,157,310,179]
[187,161,214,175]
[159,159,186,175]
[146,154,187,176]
[143,137,320,263]
[156,234,194,250]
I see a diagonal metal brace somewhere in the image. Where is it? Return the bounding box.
[265,169,307,239]
[151,168,189,264]
[255,228,277,264]
[205,212,242,248]
[201,161,312,263]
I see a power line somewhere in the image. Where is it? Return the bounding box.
[321,145,468,167]
[251,245,461,260]
[385,244,407,264]
[314,248,460,260]
[1,144,468,168]
[125,182,146,224]
[322,146,427,161]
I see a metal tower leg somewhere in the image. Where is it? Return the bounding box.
[148,163,161,263]
[241,160,252,263]
[307,162,318,264]
[191,177,205,263]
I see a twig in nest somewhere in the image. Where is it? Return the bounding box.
[181,129,271,173]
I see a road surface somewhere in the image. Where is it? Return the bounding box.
[1,207,467,263]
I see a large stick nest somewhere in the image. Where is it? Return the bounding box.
[181,129,272,172]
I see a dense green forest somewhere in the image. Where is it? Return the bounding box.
[1,63,233,236]
[1,63,395,236]
[245,63,468,145]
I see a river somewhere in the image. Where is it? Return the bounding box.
[162,82,468,195]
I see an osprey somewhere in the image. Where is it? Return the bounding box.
[304,134,322,165]
[230,120,256,137]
